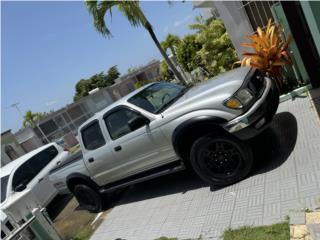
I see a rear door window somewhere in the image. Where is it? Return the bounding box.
[81,121,106,150]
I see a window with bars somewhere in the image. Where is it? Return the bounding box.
[241,1,278,31]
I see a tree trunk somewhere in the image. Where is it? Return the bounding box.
[145,23,187,85]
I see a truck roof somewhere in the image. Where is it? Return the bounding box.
[79,82,155,131]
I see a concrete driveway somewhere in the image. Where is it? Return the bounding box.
[91,93,320,240]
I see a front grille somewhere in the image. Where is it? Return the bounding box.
[248,71,265,98]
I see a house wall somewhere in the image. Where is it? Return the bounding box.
[1,147,12,166]
[14,127,43,153]
[1,131,26,166]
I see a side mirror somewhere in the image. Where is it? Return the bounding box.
[128,115,150,131]
[14,183,27,192]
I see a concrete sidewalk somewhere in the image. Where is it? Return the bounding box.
[91,93,320,240]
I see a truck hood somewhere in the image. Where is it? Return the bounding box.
[162,67,251,116]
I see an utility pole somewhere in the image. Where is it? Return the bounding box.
[10,102,23,118]
[8,102,50,143]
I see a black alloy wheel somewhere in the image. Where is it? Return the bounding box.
[190,133,253,186]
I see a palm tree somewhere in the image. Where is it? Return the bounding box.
[23,110,44,128]
[161,34,181,58]
[85,1,187,85]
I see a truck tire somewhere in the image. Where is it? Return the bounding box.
[73,184,102,213]
[190,133,253,186]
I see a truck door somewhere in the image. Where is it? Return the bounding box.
[102,106,174,182]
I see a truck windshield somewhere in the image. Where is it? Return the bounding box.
[1,175,9,203]
[128,83,187,114]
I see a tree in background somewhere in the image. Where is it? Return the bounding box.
[176,34,202,72]
[73,66,120,101]
[23,110,46,128]
[106,65,120,83]
[161,34,181,58]
[160,61,174,82]
[191,19,238,76]
[85,1,187,85]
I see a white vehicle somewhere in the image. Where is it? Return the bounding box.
[0,143,69,238]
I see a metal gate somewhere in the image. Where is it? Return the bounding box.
[240,1,309,91]
[3,208,61,240]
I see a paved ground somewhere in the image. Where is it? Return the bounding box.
[91,92,320,240]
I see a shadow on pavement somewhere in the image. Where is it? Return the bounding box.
[250,111,298,175]
[102,111,298,210]
[47,194,73,220]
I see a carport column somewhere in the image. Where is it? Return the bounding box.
[213,1,253,58]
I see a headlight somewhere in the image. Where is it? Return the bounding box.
[224,88,253,109]
[236,89,254,105]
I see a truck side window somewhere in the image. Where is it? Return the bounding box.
[12,146,58,191]
[81,121,106,150]
[104,108,143,140]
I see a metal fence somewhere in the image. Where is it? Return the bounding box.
[241,1,279,30]
[3,208,61,240]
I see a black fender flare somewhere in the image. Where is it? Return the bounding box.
[66,173,99,193]
[171,116,227,159]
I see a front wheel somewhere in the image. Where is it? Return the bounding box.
[73,184,102,213]
[190,133,253,186]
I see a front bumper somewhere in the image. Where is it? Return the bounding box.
[224,77,279,140]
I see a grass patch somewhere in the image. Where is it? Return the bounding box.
[154,236,202,240]
[73,225,94,240]
[223,222,290,240]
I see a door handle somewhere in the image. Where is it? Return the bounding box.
[88,158,94,163]
[114,146,122,152]
[38,178,44,183]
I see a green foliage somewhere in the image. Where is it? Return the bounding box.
[161,34,181,57]
[73,225,94,240]
[154,237,178,240]
[85,1,148,38]
[173,18,238,78]
[107,65,120,82]
[85,0,186,85]
[134,79,149,89]
[193,19,238,77]
[223,222,290,240]
[73,66,120,101]
[23,110,46,128]
[160,61,174,81]
[176,34,202,72]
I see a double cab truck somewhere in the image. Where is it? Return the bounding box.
[49,67,279,212]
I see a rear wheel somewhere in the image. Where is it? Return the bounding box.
[73,184,102,213]
[190,133,253,186]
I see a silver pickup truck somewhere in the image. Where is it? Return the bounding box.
[49,67,279,212]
